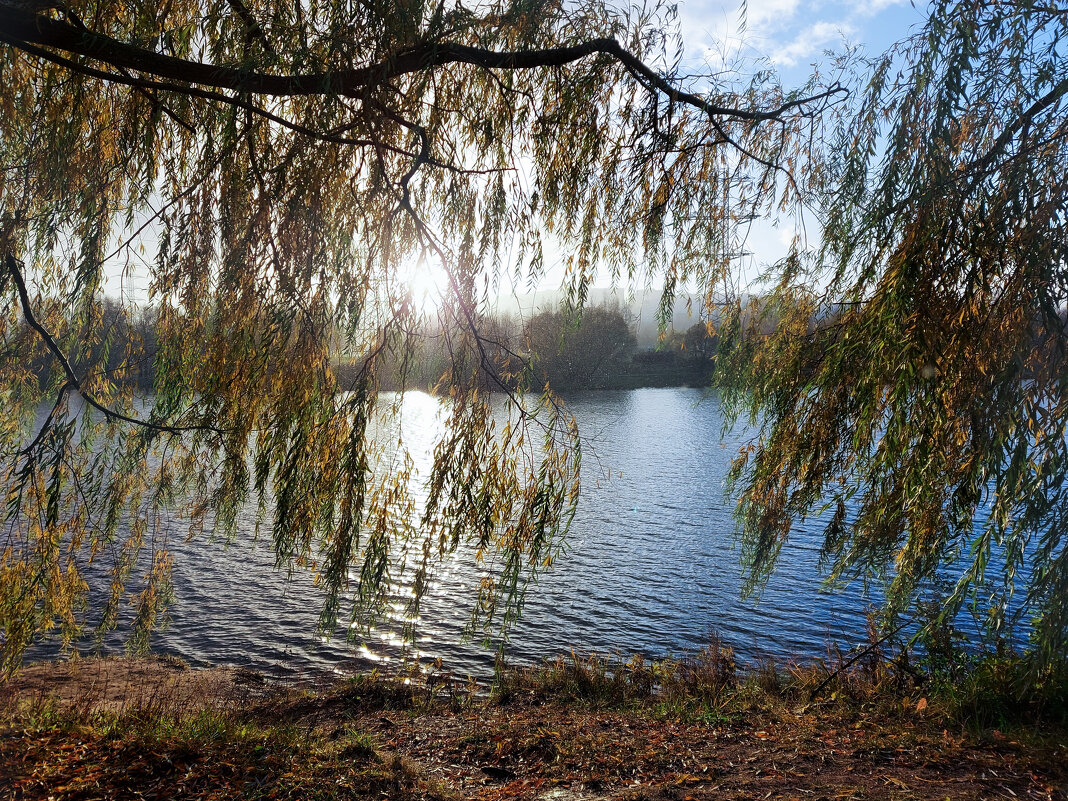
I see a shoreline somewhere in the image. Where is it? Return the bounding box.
[3,654,1066,800]
[2,656,275,714]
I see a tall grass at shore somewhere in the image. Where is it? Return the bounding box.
[491,636,1068,734]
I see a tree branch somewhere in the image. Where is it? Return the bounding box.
[225,0,275,56]
[963,75,1068,189]
[2,37,399,151]
[0,6,844,123]
[4,253,224,437]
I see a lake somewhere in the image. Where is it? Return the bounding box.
[54,386,895,680]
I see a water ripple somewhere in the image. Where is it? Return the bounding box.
[24,388,977,678]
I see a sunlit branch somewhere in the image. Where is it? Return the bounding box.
[399,211,569,445]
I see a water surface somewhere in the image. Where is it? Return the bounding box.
[78,387,893,679]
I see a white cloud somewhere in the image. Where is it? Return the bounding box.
[675,1,740,60]
[672,0,917,85]
[675,0,804,75]
[850,0,908,16]
[770,20,857,67]
[742,0,802,29]
[677,0,803,45]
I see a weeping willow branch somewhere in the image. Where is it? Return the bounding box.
[5,253,225,437]
[0,5,844,125]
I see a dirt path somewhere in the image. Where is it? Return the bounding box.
[2,658,1066,800]
[347,699,1066,800]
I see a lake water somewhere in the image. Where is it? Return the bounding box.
[37,386,900,681]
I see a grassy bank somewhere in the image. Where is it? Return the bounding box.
[2,649,1066,800]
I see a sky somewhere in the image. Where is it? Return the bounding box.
[675,0,925,81]
[501,0,932,309]
[603,0,931,295]
[104,0,931,306]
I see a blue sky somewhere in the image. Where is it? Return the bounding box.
[511,0,935,298]
[587,0,930,292]
[675,0,928,81]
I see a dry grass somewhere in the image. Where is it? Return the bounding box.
[1,653,1066,800]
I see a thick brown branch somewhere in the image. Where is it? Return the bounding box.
[2,37,397,150]
[0,6,843,122]
[5,36,506,173]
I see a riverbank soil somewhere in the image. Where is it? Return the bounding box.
[1,657,1065,800]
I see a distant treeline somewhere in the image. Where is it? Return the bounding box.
[20,298,159,392]
[24,299,716,394]
[336,303,718,392]
[35,294,1068,395]
[37,296,1068,397]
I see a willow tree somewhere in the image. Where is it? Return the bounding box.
[0,0,839,669]
[719,0,1068,665]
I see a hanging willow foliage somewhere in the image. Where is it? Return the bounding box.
[0,0,840,671]
[718,0,1068,666]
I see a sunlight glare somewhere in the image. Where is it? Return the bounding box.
[396,256,451,315]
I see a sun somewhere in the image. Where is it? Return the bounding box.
[395,256,451,315]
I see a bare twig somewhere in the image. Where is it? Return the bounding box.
[807,617,913,704]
